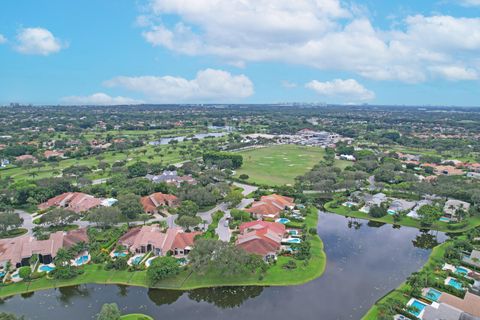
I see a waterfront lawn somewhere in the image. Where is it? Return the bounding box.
[0,209,326,297]
[325,201,480,233]
[361,242,449,320]
[235,145,349,186]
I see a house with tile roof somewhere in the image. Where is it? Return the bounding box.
[38,192,105,213]
[0,228,88,269]
[236,221,286,259]
[118,226,200,258]
[245,194,295,219]
[140,192,180,214]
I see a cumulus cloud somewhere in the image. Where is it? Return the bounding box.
[61,93,143,106]
[139,0,480,83]
[15,27,66,55]
[306,79,375,103]
[104,68,254,102]
[0,34,6,44]
[429,65,478,81]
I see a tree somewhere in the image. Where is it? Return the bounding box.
[127,161,149,178]
[176,200,199,217]
[369,205,387,218]
[40,208,78,227]
[117,193,143,220]
[225,189,243,208]
[18,266,31,280]
[87,207,123,228]
[238,174,249,180]
[96,303,121,320]
[146,256,180,285]
[0,211,23,234]
[417,205,442,227]
[54,248,74,266]
[176,215,201,231]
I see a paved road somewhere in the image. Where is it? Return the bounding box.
[233,182,258,196]
[15,210,35,236]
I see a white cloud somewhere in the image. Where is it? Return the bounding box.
[104,68,254,102]
[306,79,375,102]
[459,0,480,6]
[61,93,143,106]
[0,34,6,44]
[139,0,480,83]
[15,27,65,55]
[429,65,478,81]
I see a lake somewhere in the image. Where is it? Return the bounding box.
[0,212,446,319]
[149,132,228,146]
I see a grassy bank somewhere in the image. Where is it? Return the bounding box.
[0,209,326,298]
[120,314,153,320]
[325,201,480,233]
[361,242,449,320]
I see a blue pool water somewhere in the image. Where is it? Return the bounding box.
[276,218,290,224]
[132,255,144,265]
[0,271,5,278]
[408,299,427,317]
[39,265,55,272]
[387,209,396,215]
[448,278,463,290]
[113,252,127,258]
[426,288,442,301]
[439,217,450,222]
[75,255,89,265]
[284,238,302,244]
[11,273,19,278]
[288,230,298,236]
[455,267,469,275]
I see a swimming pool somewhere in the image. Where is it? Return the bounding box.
[425,288,442,301]
[113,251,127,258]
[455,267,469,275]
[276,218,290,224]
[39,265,55,273]
[0,271,5,278]
[283,238,302,244]
[408,299,427,317]
[75,255,89,265]
[387,209,396,215]
[132,255,144,265]
[288,230,298,236]
[448,278,463,290]
[439,217,450,222]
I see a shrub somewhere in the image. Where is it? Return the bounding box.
[282,260,297,270]
[18,266,32,280]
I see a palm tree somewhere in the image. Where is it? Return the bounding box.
[55,248,74,266]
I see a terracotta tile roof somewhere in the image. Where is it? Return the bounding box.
[38,192,103,213]
[44,150,64,158]
[0,228,88,266]
[118,226,199,254]
[236,221,286,257]
[15,154,37,162]
[140,192,179,213]
[245,194,294,218]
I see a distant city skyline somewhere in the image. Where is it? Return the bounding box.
[1,0,480,106]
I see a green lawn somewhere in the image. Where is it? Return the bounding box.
[361,242,449,320]
[235,145,350,186]
[0,208,327,297]
[325,201,480,233]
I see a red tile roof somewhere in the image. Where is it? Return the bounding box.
[245,194,294,219]
[236,221,286,257]
[38,192,102,213]
[140,192,179,213]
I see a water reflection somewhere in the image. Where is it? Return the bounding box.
[0,212,447,320]
[187,287,263,309]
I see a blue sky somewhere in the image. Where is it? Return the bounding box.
[0,0,479,106]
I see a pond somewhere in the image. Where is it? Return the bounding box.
[0,212,446,319]
[149,132,228,146]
